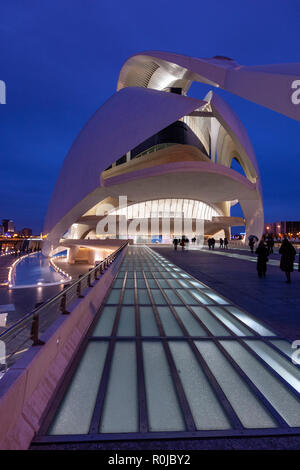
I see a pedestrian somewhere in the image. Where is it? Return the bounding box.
[211,237,215,250]
[266,236,274,254]
[219,238,223,248]
[269,237,274,254]
[207,238,212,250]
[255,241,269,278]
[173,238,178,250]
[180,238,185,250]
[249,238,255,254]
[224,237,228,249]
[279,238,296,283]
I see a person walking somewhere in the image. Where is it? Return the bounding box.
[219,238,224,249]
[180,237,185,251]
[249,238,255,254]
[224,237,228,249]
[255,241,269,278]
[279,238,296,283]
[173,238,178,250]
[211,237,215,250]
[207,238,212,250]
[266,236,274,255]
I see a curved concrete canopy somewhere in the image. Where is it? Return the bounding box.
[102,161,258,203]
[117,51,300,122]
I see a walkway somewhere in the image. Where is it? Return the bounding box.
[33,246,300,447]
[197,245,299,270]
[153,246,300,340]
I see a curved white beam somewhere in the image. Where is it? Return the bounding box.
[118,51,300,122]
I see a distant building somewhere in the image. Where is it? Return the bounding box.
[20,228,32,237]
[264,221,300,238]
[2,219,9,232]
[2,219,14,234]
[7,220,14,233]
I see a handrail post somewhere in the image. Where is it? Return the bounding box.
[77,275,84,298]
[60,292,69,314]
[30,314,45,346]
[88,269,92,287]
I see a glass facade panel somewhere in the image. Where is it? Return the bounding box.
[100,342,138,433]
[140,306,160,336]
[244,340,300,393]
[92,306,116,336]
[117,306,136,336]
[221,340,300,427]
[209,307,254,336]
[226,306,275,336]
[195,341,277,429]
[169,341,231,430]
[143,341,185,431]
[49,342,109,435]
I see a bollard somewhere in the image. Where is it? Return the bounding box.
[30,314,45,346]
[77,276,84,298]
[60,293,69,314]
[87,269,92,287]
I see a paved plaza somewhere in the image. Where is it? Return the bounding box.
[153,246,300,341]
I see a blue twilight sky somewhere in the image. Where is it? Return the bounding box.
[0,0,299,233]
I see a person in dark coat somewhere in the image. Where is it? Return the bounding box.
[266,236,275,254]
[249,238,255,254]
[211,237,215,250]
[279,238,296,283]
[173,238,178,250]
[224,237,228,249]
[255,241,269,278]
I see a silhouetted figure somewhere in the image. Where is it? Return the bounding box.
[211,238,215,250]
[180,238,185,250]
[173,238,178,250]
[279,238,296,283]
[224,237,228,249]
[207,238,212,250]
[255,241,269,278]
[266,236,274,255]
[219,238,224,248]
[249,238,255,254]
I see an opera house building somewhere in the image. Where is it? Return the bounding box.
[43,51,264,259]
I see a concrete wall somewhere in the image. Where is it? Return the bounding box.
[0,245,127,450]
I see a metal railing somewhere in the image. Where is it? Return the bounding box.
[0,242,128,374]
[133,142,176,159]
